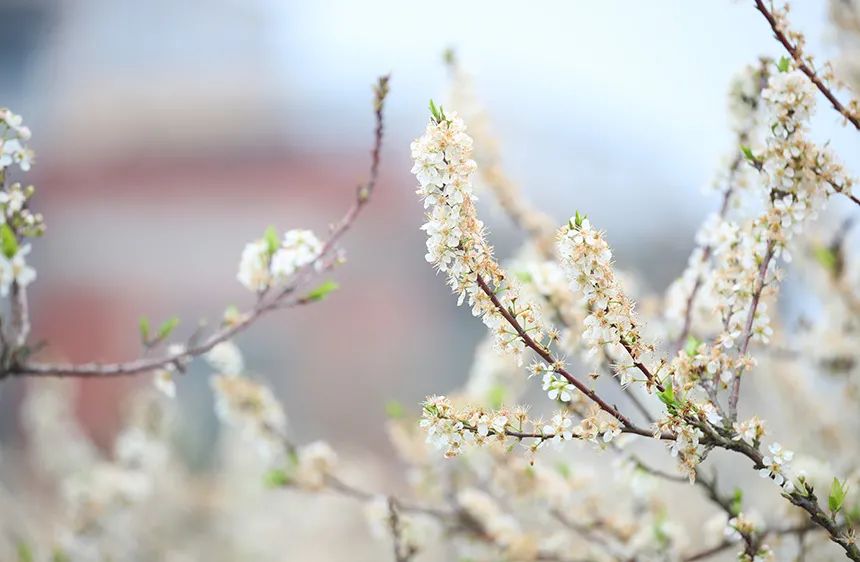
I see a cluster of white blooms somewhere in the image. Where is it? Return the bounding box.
[666,423,706,482]
[291,440,338,490]
[420,395,520,458]
[664,63,768,341]
[758,442,796,491]
[411,110,547,363]
[0,110,41,298]
[531,361,577,404]
[418,394,622,461]
[20,384,176,560]
[0,243,36,297]
[237,228,323,292]
[709,68,850,354]
[762,70,816,133]
[574,404,622,446]
[669,338,737,391]
[733,416,766,446]
[211,374,288,460]
[556,216,647,371]
[664,214,746,339]
[0,108,33,172]
[727,62,766,134]
[205,340,244,376]
[0,182,43,236]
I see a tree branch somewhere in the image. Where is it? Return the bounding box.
[3,75,391,381]
[753,0,860,131]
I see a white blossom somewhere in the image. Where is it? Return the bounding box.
[0,244,36,296]
[270,229,323,278]
[205,340,244,376]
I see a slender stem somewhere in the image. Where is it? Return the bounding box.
[4,75,391,380]
[676,165,737,350]
[728,241,775,420]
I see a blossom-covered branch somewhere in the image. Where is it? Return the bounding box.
[753,0,860,131]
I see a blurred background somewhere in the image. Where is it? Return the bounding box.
[0,0,858,496]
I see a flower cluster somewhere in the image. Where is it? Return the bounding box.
[420,395,528,458]
[419,395,620,461]
[411,110,547,363]
[211,373,288,459]
[290,440,338,490]
[727,62,767,135]
[0,108,33,172]
[733,416,766,447]
[709,67,849,350]
[237,228,323,292]
[664,62,768,341]
[0,109,41,298]
[556,216,647,373]
[758,442,796,491]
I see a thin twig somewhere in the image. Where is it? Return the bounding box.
[4,75,391,380]
[728,241,775,420]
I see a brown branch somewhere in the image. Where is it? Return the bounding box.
[753,0,860,131]
[479,232,856,560]
[3,75,391,380]
[475,275,668,440]
[699,424,860,561]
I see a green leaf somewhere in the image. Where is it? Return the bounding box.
[223,305,240,323]
[429,99,443,123]
[487,384,506,410]
[264,226,280,256]
[139,316,151,344]
[657,385,676,408]
[264,468,291,488]
[556,462,571,479]
[305,280,339,302]
[157,316,180,340]
[777,56,791,73]
[385,400,405,419]
[0,224,18,259]
[684,335,701,357]
[730,488,743,516]
[17,542,33,562]
[829,477,847,514]
[740,145,756,163]
[574,210,585,229]
[847,503,860,525]
[514,270,533,283]
[813,245,838,273]
[658,385,683,414]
